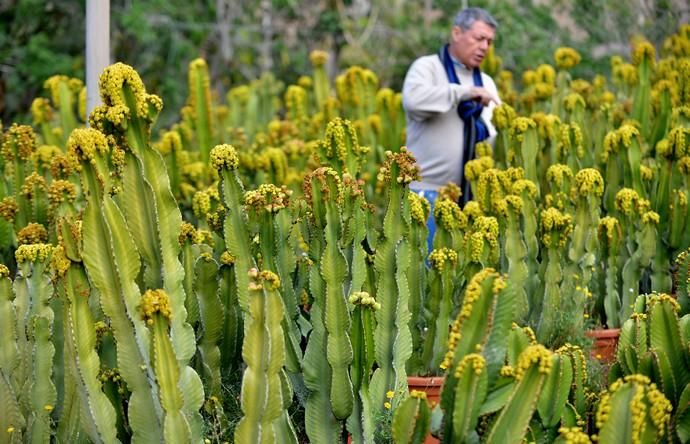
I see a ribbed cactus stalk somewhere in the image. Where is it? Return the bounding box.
[553,47,581,118]
[485,345,554,443]
[595,375,672,443]
[375,88,405,152]
[245,184,302,374]
[491,103,517,167]
[30,98,61,147]
[431,197,466,254]
[14,244,56,443]
[512,180,541,322]
[631,40,656,140]
[314,117,369,179]
[676,248,690,313]
[422,248,459,372]
[439,269,515,442]
[235,269,298,444]
[407,192,429,374]
[187,58,215,164]
[557,121,585,172]
[537,207,573,343]
[335,66,378,122]
[599,216,624,327]
[310,50,331,111]
[509,117,540,194]
[391,390,431,444]
[211,144,254,311]
[448,354,487,442]
[302,167,352,442]
[555,344,589,418]
[499,195,530,321]
[536,349,573,431]
[193,250,224,399]
[463,215,500,283]
[90,64,199,374]
[70,127,167,442]
[650,81,673,148]
[43,75,82,145]
[56,246,120,444]
[562,168,604,333]
[347,291,379,444]
[655,127,690,250]
[370,149,418,415]
[139,289,193,442]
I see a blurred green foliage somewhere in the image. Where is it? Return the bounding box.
[0,0,686,127]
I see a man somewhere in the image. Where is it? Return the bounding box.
[403,7,501,217]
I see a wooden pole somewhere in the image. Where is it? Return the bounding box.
[86,0,110,124]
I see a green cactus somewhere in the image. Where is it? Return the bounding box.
[676,248,690,313]
[187,58,215,165]
[370,149,418,415]
[310,50,331,112]
[2,124,37,230]
[594,374,672,444]
[599,216,623,327]
[631,40,655,140]
[234,269,298,444]
[449,354,487,442]
[509,117,540,195]
[43,75,82,145]
[392,390,431,444]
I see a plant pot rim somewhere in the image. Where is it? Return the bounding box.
[585,328,621,338]
[407,376,445,385]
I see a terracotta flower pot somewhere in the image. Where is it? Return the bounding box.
[585,328,620,363]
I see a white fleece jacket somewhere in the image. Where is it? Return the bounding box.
[402,54,499,190]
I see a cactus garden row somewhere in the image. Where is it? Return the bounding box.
[1,23,690,444]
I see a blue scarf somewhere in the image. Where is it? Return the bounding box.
[439,43,489,204]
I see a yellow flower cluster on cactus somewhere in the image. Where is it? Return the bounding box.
[210,144,240,171]
[21,172,47,200]
[285,85,308,122]
[139,289,173,325]
[466,216,499,263]
[187,58,212,118]
[43,75,83,108]
[454,353,486,378]
[15,243,54,264]
[563,93,586,114]
[512,179,539,199]
[598,216,622,247]
[540,207,573,248]
[509,116,537,143]
[440,268,503,370]
[244,184,292,214]
[464,155,495,183]
[492,103,517,130]
[309,50,328,68]
[531,112,561,141]
[546,164,574,190]
[558,123,584,160]
[67,128,109,164]
[96,63,162,122]
[433,198,466,231]
[17,223,48,245]
[429,247,458,272]
[348,291,381,310]
[2,123,37,161]
[602,124,641,160]
[573,168,605,198]
[0,264,10,279]
[31,97,53,124]
[658,126,690,160]
[614,188,650,217]
[0,198,17,221]
[304,166,344,207]
[631,38,656,67]
[646,291,681,312]
[377,147,420,186]
[408,192,430,225]
[33,144,62,171]
[596,374,672,443]
[50,245,71,278]
[514,344,552,380]
[557,426,591,444]
[554,47,582,70]
[248,268,281,292]
[611,56,639,88]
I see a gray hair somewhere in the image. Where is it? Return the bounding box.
[453,7,498,31]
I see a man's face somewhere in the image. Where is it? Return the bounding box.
[450,20,495,69]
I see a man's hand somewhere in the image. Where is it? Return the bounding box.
[468,87,501,106]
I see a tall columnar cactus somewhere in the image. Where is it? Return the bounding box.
[406,192,429,374]
[347,291,378,444]
[448,353,487,442]
[314,117,369,179]
[211,144,254,311]
[90,63,199,372]
[187,58,215,165]
[310,50,331,112]
[509,117,540,194]
[235,269,298,444]
[595,375,672,444]
[43,75,83,145]
[676,248,690,313]
[370,149,418,415]
[12,244,56,443]
[599,216,624,327]
[562,168,604,333]
[499,195,530,321]
[631,40,656,140]
[512,179,541,321]
[439,269,516,442]
[421,248,459,373]
[431,197,466,255]
[537,207,573,343]
[391,390,431,444]
[655,127,690,250]
[302,167,353,442]
[485,345,554,443]
[245,184,302,374]
[54,245,120,444]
